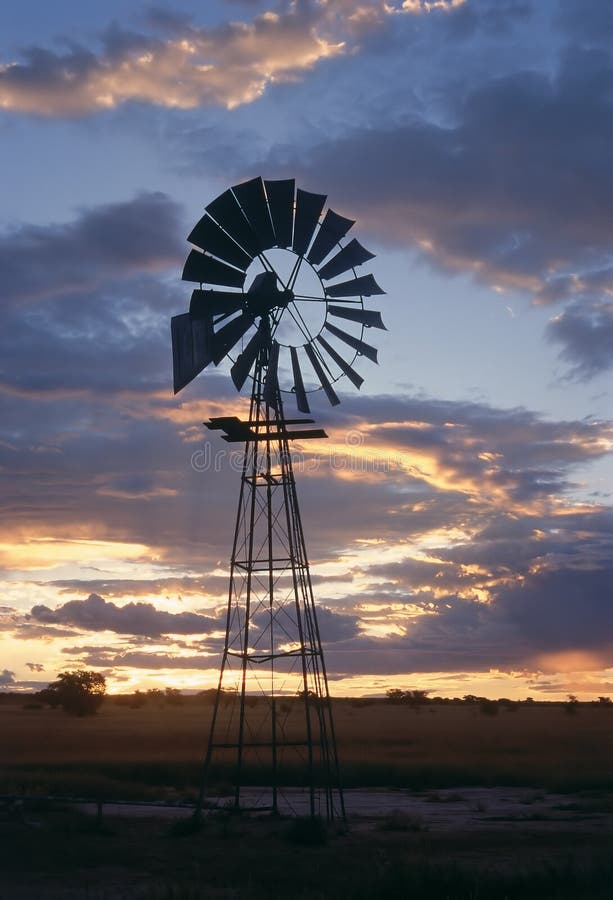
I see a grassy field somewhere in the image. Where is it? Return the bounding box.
[2,696,613,799]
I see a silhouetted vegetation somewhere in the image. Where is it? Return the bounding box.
[37,670,106,717]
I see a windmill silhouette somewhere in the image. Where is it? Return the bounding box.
[172,177,385,821]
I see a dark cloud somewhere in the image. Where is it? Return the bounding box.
[13,624,80,641]
[0,192,183,306]
[29,593,220,637]
[546,301,613,380]
[26,662,44,672]
[322,560,613,677]
[0,277,176,402]
[496,564,613,653]
[252,604,360,645]
[65,649,216,670]
[0,669,16,686]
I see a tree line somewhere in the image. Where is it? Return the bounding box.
[4,671,613,717]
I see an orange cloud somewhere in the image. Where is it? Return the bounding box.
[0,11,345,116]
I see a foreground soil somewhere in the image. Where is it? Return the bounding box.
[1,792,612,900]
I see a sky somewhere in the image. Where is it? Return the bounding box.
[1,0,612,700]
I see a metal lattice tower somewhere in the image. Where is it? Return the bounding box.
[196,352,344,819]
[171,177,385,821]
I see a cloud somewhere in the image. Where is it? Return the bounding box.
[0,669,16,686]
[49,570,347,598]
[496,564,613,655]
[63,648,217,670]
[0,192,182,307]
[26,662,45,671]
[0,7,345,115]
[29,593,220,637]
[547,301,613,380]
[252,604,360,644]
[50,576,229,599]
[321,559,613,676]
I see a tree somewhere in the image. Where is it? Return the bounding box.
[39,670,106,716]
[564,694,579,715]
[385,688,406,704]
[405,689,430,708]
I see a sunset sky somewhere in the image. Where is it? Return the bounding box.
[1,0,613,700]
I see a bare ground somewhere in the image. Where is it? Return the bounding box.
[2,786,612,899]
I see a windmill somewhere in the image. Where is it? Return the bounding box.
[172,177,385,822]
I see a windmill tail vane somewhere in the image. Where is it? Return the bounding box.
[172,176,385,821]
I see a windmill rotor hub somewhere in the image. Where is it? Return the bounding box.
[245,271,293,318]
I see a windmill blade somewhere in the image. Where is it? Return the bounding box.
[212,313,254,366]
[265,178,295,248]
[318,239,375,281]
[293,189,326,256]
[316,335,364,390]
[304,343,340,406]
[187,214,252,271]
[307,209,354,266]
[182,250,246,288]
[231,327,266,391]
[232,177,275,251]
[206,188,260,256]
[290,346,310,414]
[324,321,378,363]
[328,304,386,330]
[325,274,385,298]
[263,340,280,408]
[171,313,214,394]
[190,289,244,318]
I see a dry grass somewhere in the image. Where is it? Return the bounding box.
[2,698,613,797]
